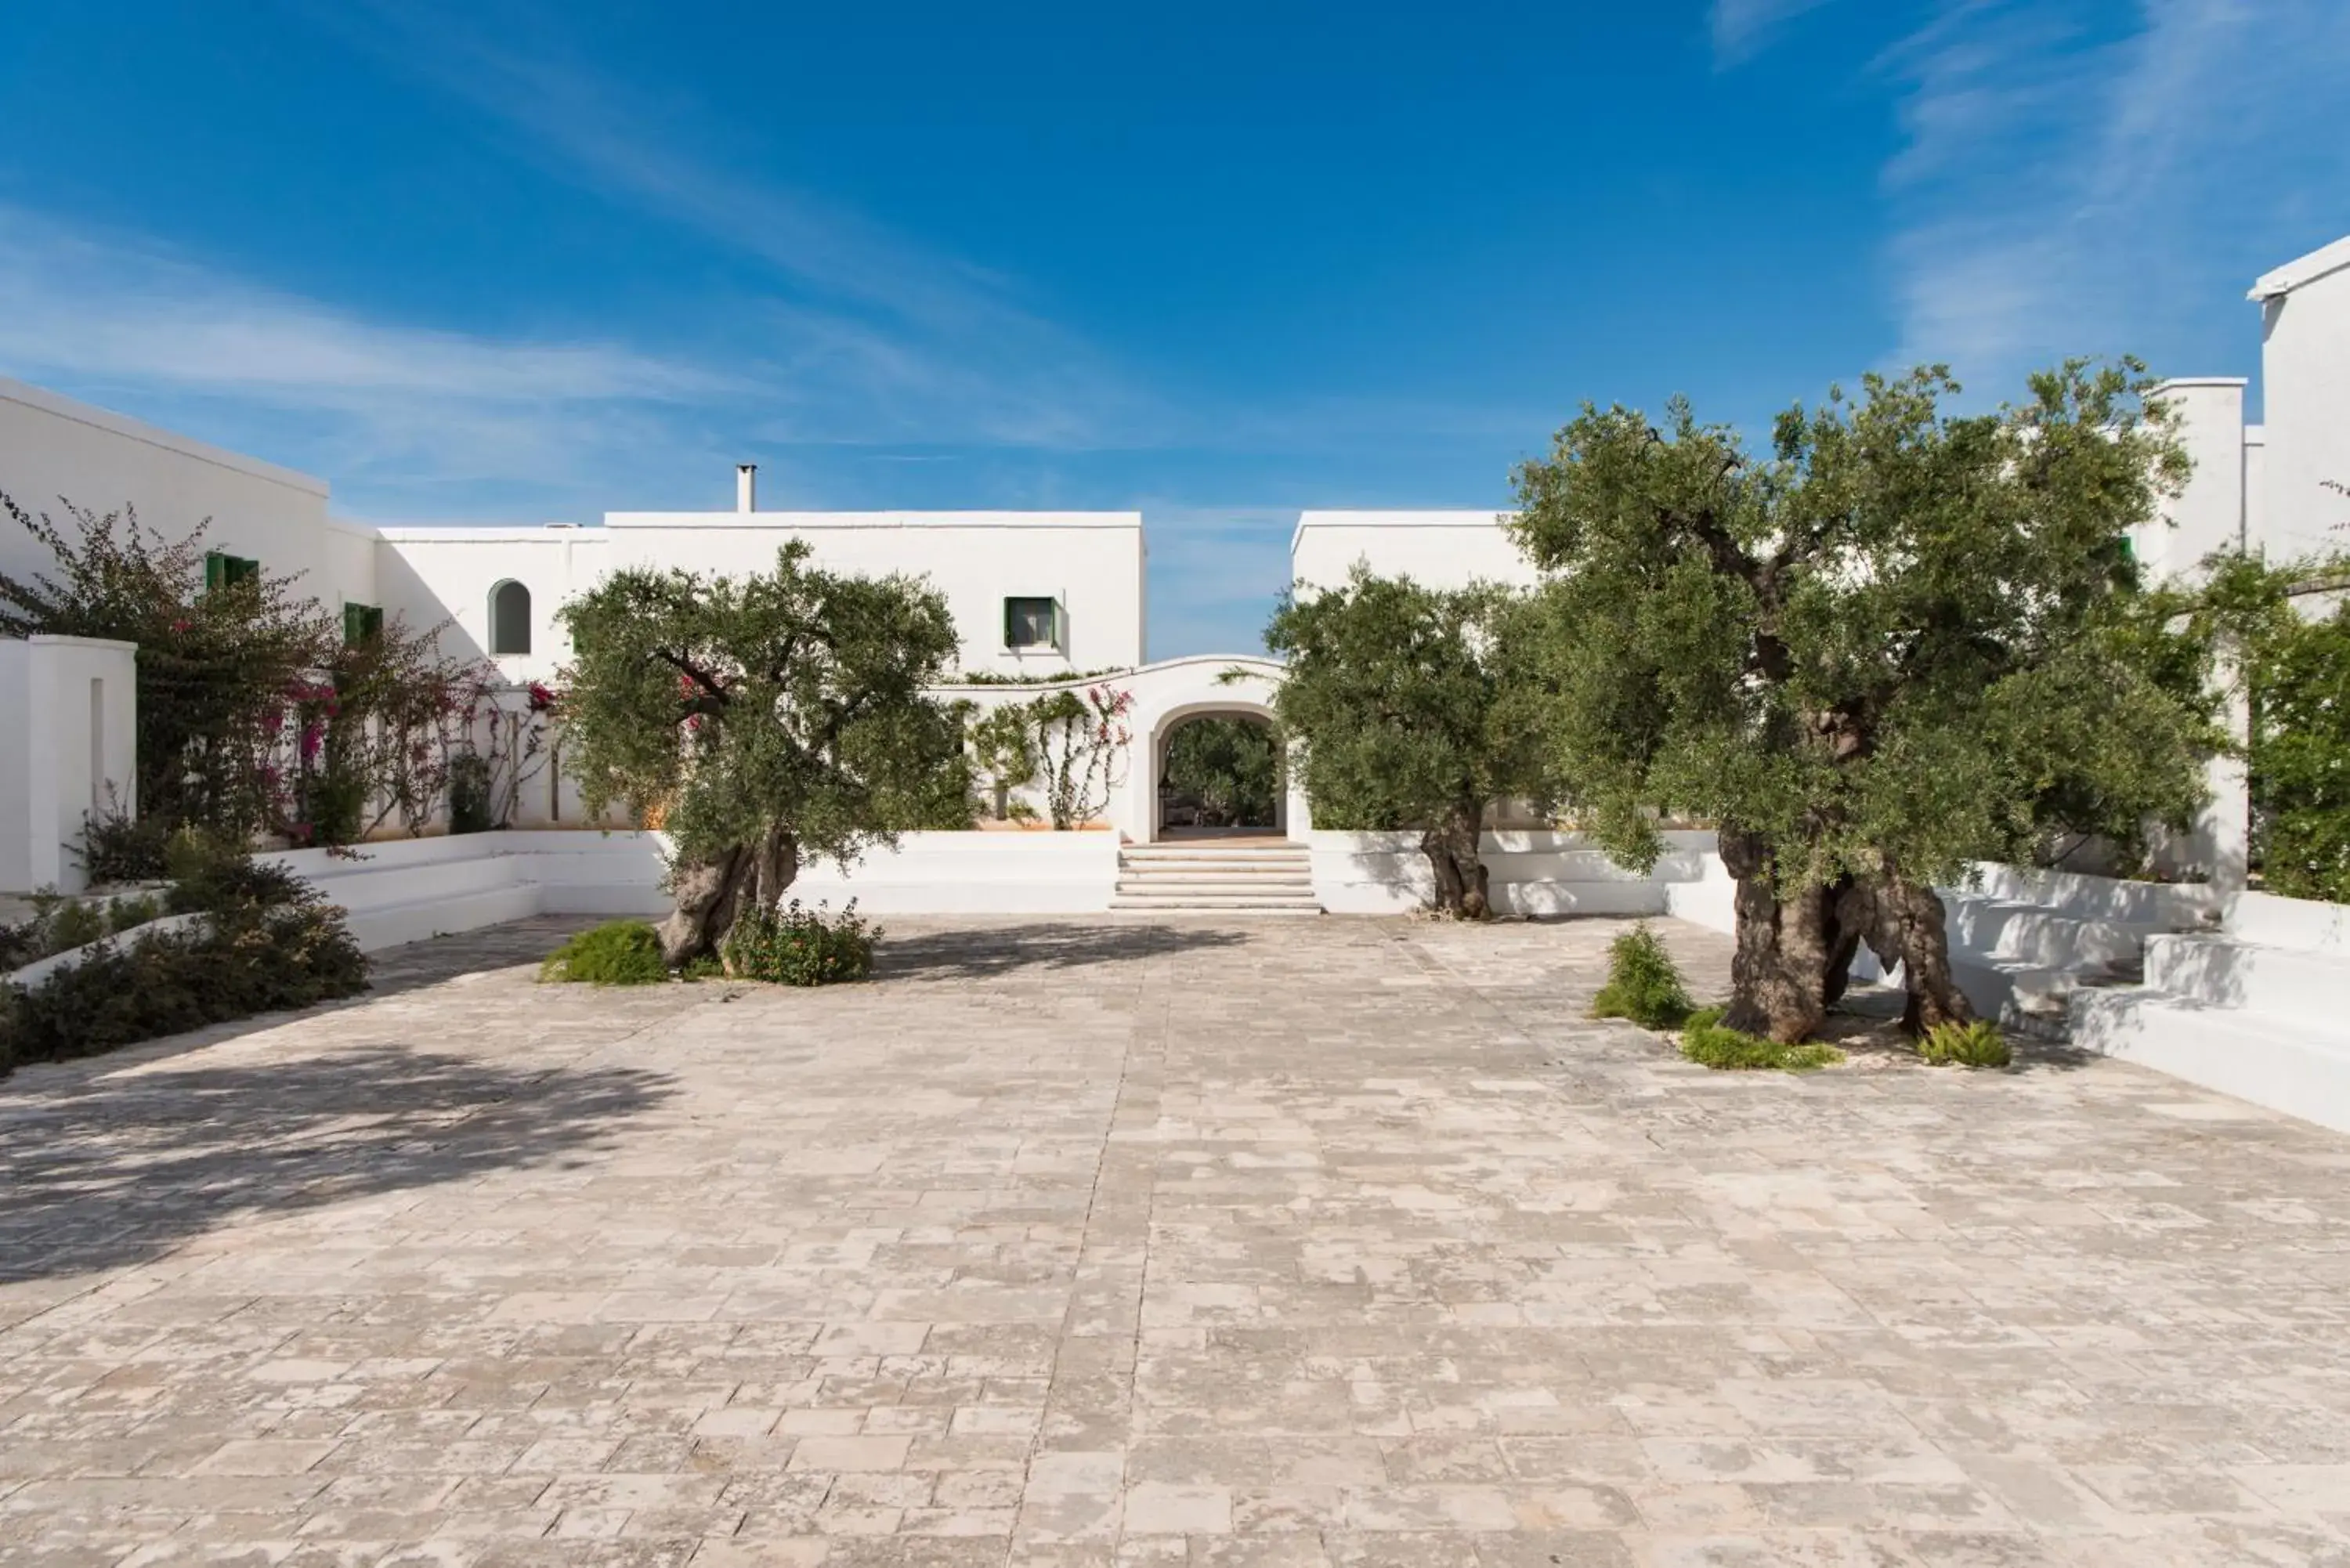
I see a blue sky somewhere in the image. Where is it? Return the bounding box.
[2,0,2345,656]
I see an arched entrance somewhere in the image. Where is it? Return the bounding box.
[1107,655,1303,844]
[1154,710,1284,840]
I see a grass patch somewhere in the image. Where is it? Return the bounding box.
[1918,1018,2012,1068]
[1591,922,1694,1028]
[540,920,671,985]
[1679,1006,1845,1071]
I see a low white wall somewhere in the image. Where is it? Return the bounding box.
[277,828,1123,949]
[1311,829,1716,917]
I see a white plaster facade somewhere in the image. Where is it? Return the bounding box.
[1292,509,1536,593]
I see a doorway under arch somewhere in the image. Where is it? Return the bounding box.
[1152,709,1285,841]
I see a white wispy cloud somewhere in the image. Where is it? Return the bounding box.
[0,201,747,515]
[1712,0,1845,66]
[311,0,1154,454]
[1878,0,2350,392]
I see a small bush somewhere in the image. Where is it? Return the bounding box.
[540,920,671,985]
[106,894,163,934]
[1919,1018,2012,1068]
[1592,922,1694,1028]
[1,894,366,1069]
[78,800,172,884]
[1680,1006,1845,1071]
[723,899,877,986]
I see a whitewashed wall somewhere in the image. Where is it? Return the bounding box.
[0,635,138,893]
[375,526,607,683]
[2251,236,2350,561]
[0,377,378,615]
[601,511,1146,677]
[1291,510,1537,593]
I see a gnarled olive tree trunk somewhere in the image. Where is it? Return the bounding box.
[1717,829,1857,1042]
[1422,802,1491,919]
[657,823,801,966]
[1835,862,1973,1035]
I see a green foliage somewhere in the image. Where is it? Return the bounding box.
[0,493,491,851]
[557,541,966,875]
[1162,715,1281,828]
[447,753,496,834]
[953,665,1133,685]
[1264,569,1551,915]
[678,952,725,981]
[721,898,878,985]
[78,795,173,883]
[967,686,1133,829]
[1679,1006,1845,1071]
[1591,923,1694,1028]
[1511,363,2212,884]
[540,920,671,985]
[1267,570,1549,832]
[2191,552,2350,901]
[1919,1018,2012,1068]
[1509,363,2218,1034]
[0,841,367,1072]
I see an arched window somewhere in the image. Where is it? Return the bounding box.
[490,580,532,656]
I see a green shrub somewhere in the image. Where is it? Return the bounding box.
[540,920,671,985]
[78,801,173,884]
[1679,1006,1845,1071]
[1918,1018,2012,1068]
[0,885,366,1070]
[447,753,497,835]
[1592,923,1694,1028]
[722,899,877,986]
[105,894,163,934]
[42,898,107,954]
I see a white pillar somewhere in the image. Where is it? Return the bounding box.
[0,634,139,893]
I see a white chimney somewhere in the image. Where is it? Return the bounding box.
[736,463,757,513]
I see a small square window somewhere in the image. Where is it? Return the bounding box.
[1004,596,1061,652]
[343,603,385,645]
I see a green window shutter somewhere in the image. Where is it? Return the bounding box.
[343,604,384,645]
[204,551,226,591]
[1003,598,1017,649]
[232,555,260,587]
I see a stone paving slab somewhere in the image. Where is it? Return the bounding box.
[2,913,2348,1566]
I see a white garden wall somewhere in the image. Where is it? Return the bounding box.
[1310,829,1717,917]
[273,829,1123,951]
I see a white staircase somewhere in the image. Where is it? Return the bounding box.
[1110,841,1321,915]
[2073,889,2350,1134]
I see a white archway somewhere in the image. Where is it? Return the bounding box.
[1108,655,1303,844]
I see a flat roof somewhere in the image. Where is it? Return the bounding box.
[2249,233,2350,301]
[0,375,331,499]
[1290,508,1516,551]
[604,510,1143,530]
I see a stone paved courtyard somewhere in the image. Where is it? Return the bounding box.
[3,915,2349,1567]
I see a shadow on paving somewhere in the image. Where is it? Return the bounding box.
[877,920,1251,980]
[0,1041,672,1283]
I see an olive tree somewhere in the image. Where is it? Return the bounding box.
[1510,363,2219,1039]
[1264,569,1550,917]
[559,543,966,964]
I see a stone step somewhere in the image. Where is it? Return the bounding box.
[2142,934,2350,1026]
[2072,985,2350,1135]
[1108,893,1322,913]
[1943,894,2160,970]
[1116,877,1314,894]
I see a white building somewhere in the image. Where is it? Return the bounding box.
[2,233,2345,891]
